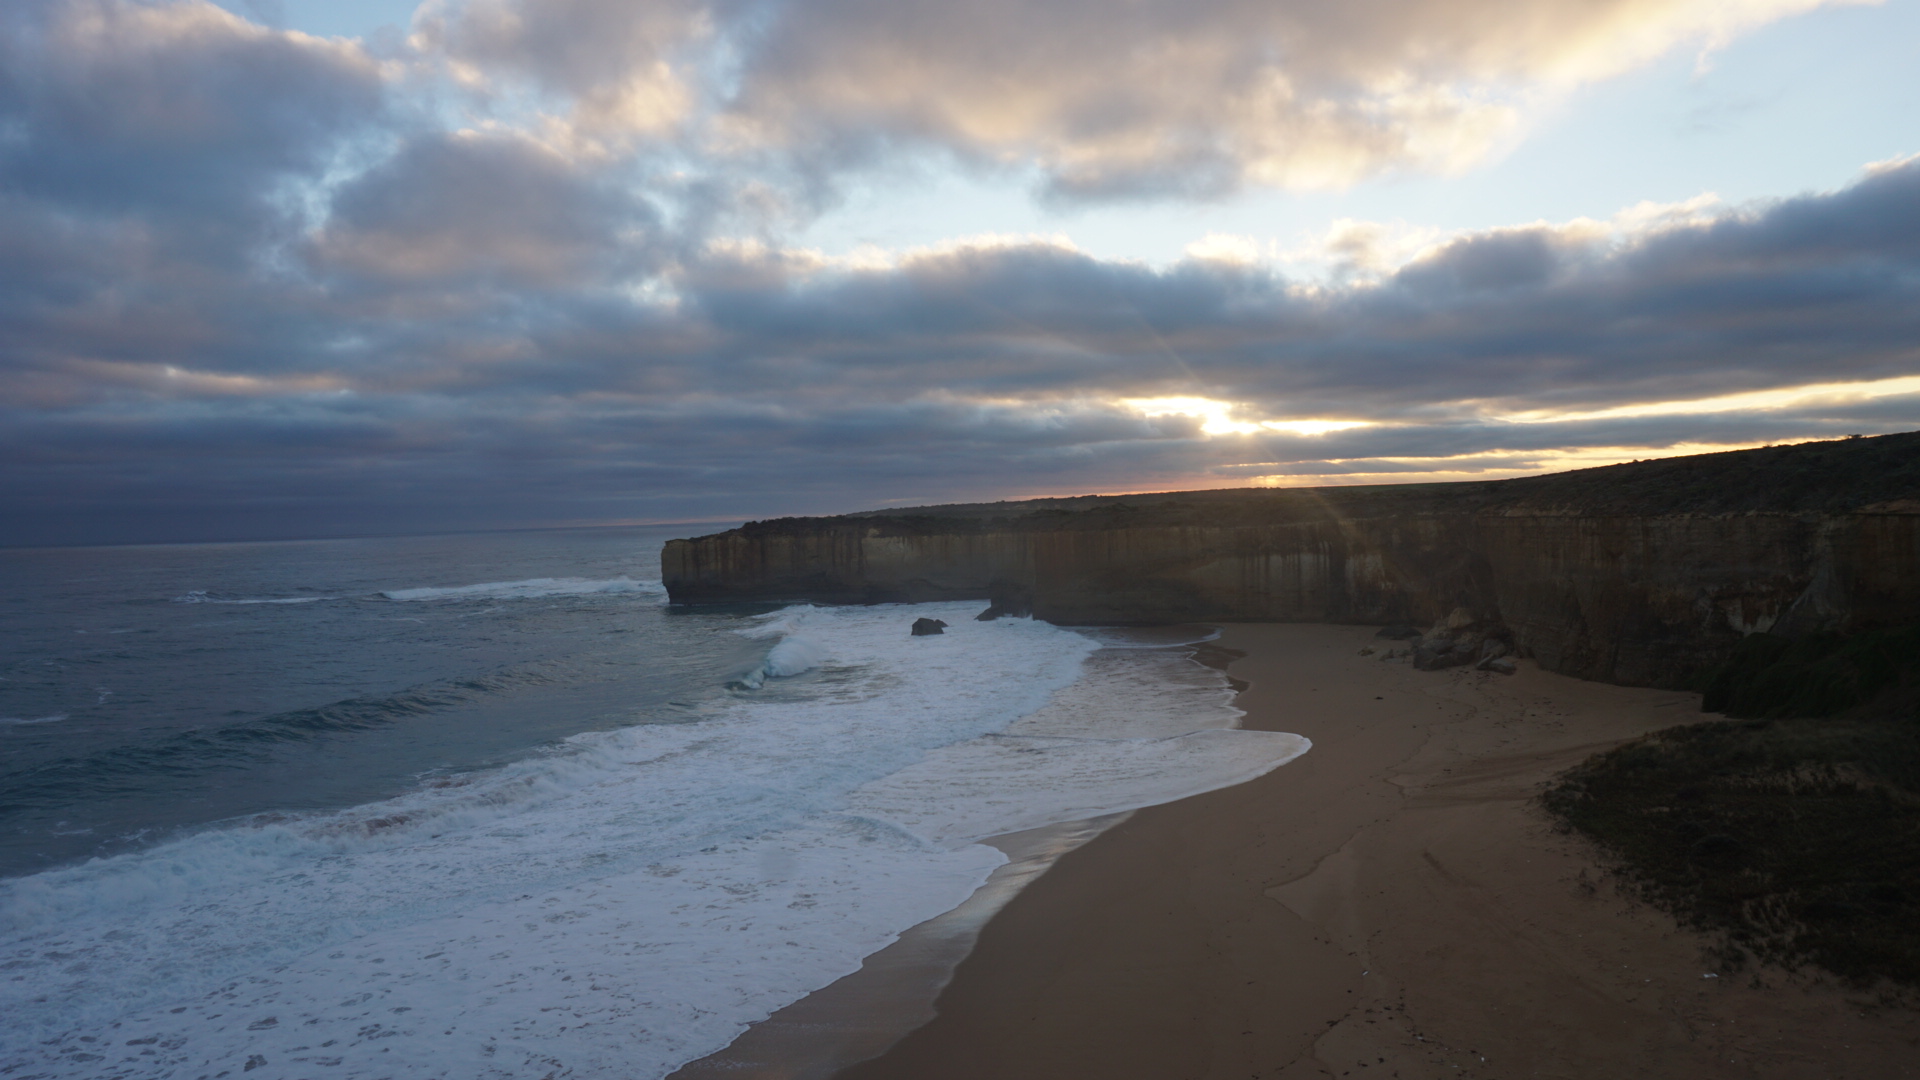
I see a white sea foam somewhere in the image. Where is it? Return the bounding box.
[0,603,1307,1079]
[732,609,830,687]
[764,634,825,676]
[0,714,68,726]
[379,576,667,602]
[855,645,1308,845]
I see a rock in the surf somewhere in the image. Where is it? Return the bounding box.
[911,617,948,636]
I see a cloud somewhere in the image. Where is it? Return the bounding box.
[0,0,383,218]
[0,0,391,406]
[8,154,1920,544]
[404,0,1855,200]
[311,131,663,289]
[719,0,1854,198]
[1,0,1916,545]
[411,0,706,145]
[645,159,1919,418]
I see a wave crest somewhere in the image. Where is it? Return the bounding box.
[731,608,828,688]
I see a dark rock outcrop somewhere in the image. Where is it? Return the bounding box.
[664,433,1920,688]
[910,617,948,636]
[973,580,1034,621]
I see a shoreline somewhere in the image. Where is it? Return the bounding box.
[834,623,1920,1079]
[669,624,1267,1079]
[665,811,1130,1080]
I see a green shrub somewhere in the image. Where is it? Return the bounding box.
[1697,623,1920,719]
[1544,690,1920,987]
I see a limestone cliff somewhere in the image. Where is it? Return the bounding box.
[662,433,1920,687]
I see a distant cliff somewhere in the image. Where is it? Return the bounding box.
[662,433,1920,687]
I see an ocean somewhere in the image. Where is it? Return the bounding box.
[0,526,1308,1079]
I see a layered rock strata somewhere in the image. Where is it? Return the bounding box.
[663,433,1920,687]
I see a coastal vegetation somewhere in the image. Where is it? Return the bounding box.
[730,430,1920,536]
[1545,624,1920,987]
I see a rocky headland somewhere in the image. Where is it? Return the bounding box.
[669,432,1920,1067]
[664,431,1920,689]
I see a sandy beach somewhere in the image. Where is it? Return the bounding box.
[835,623,1920,1080]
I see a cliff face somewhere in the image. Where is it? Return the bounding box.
[663,433,1920,687]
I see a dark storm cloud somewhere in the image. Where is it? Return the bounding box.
[2,0,1918,546]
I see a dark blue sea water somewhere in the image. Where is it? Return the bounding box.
[0,526,753,877]
[0,526,1304,1079]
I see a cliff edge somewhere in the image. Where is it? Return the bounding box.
[663,432,1920,687]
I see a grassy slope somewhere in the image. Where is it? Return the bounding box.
[728,430,1920,538]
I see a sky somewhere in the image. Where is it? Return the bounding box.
[2,0,1918,546]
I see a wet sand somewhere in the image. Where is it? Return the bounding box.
[667,814,1128,1080]
[835,623,1920,1080]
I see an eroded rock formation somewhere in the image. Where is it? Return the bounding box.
[663,433,1920,687]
